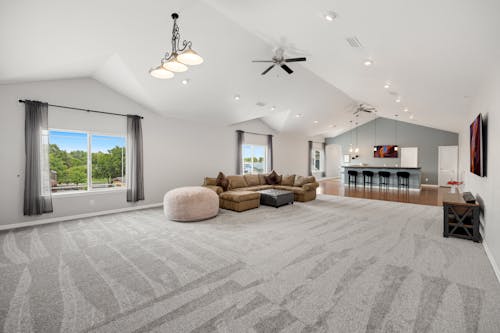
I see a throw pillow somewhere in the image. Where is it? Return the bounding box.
[294,175,316,186]
[204,177,217,186]
[293,175,305,187]
[280,174,295,186]
[265,170,282,185]
[216,172,229,191]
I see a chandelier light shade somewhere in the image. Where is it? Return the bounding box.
[177,48,204,65]
[149,65,174,79]
[150,13,203,79]
[162,58,188,72]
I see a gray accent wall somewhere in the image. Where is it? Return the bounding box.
[326,117,458,185]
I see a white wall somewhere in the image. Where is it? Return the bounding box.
[458,65,500,280]
[0,78,311,226]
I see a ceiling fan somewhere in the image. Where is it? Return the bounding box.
[352,104,377,115]
[252,48,306,75]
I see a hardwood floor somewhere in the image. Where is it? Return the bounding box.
[318,178,449,206]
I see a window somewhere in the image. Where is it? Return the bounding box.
[242,144,266,174]
[312,149,323,172]
[49,130,126,193]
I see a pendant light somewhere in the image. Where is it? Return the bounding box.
[394,118,399,151]
[373,117,378,152]
[150,13,204,79]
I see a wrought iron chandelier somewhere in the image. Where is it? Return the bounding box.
[149,13,203,79]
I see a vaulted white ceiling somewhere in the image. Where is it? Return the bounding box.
[1,0,499,136]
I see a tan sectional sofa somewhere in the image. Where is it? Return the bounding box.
[203,173,319,212]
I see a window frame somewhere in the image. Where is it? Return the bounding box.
[312,149,324,172]
[242,144,267,175]
[49,128,127,196]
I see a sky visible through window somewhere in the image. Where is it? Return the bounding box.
[49,131,125,152]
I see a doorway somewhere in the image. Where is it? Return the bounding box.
[438,146,458,187]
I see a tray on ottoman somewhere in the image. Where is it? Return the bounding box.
[258,189,294,208]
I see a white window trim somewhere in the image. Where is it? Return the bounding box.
[49,128,127,196]
[242,144,267,175]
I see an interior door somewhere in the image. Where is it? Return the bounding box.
[438,146,458,187]
[400,147,418,167]
[325,144,342,178]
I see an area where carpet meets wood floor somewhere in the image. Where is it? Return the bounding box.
[1,195,499,332]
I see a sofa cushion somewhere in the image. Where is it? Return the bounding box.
[303,182,320,191]
[258,173,269,185]
[281,174,295,186]
[265,170,282,185]
[244,174,260,187]
[227,175,248,189]
[233,185,273,191]
[294,175,316,187]
[273,185,305,194]
[216,172,229,191]
[220,190,260,203]
[203,177,217,186]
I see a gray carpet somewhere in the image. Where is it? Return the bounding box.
[1,194,500,333]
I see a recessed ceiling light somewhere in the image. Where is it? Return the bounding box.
[313,120,319,124]
[403,107,409,112]
[395,97,401,103]
[234,94,240,101]
[409,114,415,120]
[363,59,373,66]
[384,83,391,89]
[295,114,303,118]
[181,78,190,85]
[324,11,337,21]
[270,106,276,111]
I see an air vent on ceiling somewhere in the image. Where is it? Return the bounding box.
[256,102,266,107]
[346,36,362,48]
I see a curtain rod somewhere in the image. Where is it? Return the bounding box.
[237,130,273,137]
[18,99,144,119]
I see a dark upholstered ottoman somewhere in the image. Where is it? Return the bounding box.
[258,189,294,208]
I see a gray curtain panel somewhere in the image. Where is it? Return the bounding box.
[322,142,326,178]
[308,140,313,176]
[236,130,244,174]
[126,115,144,202]
[267,134,273,172]
[24,101,53,215]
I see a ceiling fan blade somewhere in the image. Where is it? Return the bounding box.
[252,60,274,63]
[261,65,275,75]
[281,64,294,74]
[285,57,306,62]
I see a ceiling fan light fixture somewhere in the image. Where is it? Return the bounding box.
[177,48,204,66]
[149,65,174,79]
[162,57,188,73]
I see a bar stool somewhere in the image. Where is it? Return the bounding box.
[379,171,391,188]
[362,171,374,187]
[397,172,410,189]
[347,170,358,187]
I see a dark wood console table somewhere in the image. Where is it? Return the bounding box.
[442,192,481,242]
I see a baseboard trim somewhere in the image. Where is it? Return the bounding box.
[483,241,500,285]
[0,203,163,231]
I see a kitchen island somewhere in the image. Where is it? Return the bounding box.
[342,165,422,189]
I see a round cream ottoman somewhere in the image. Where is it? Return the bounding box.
[163,186,219,222]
